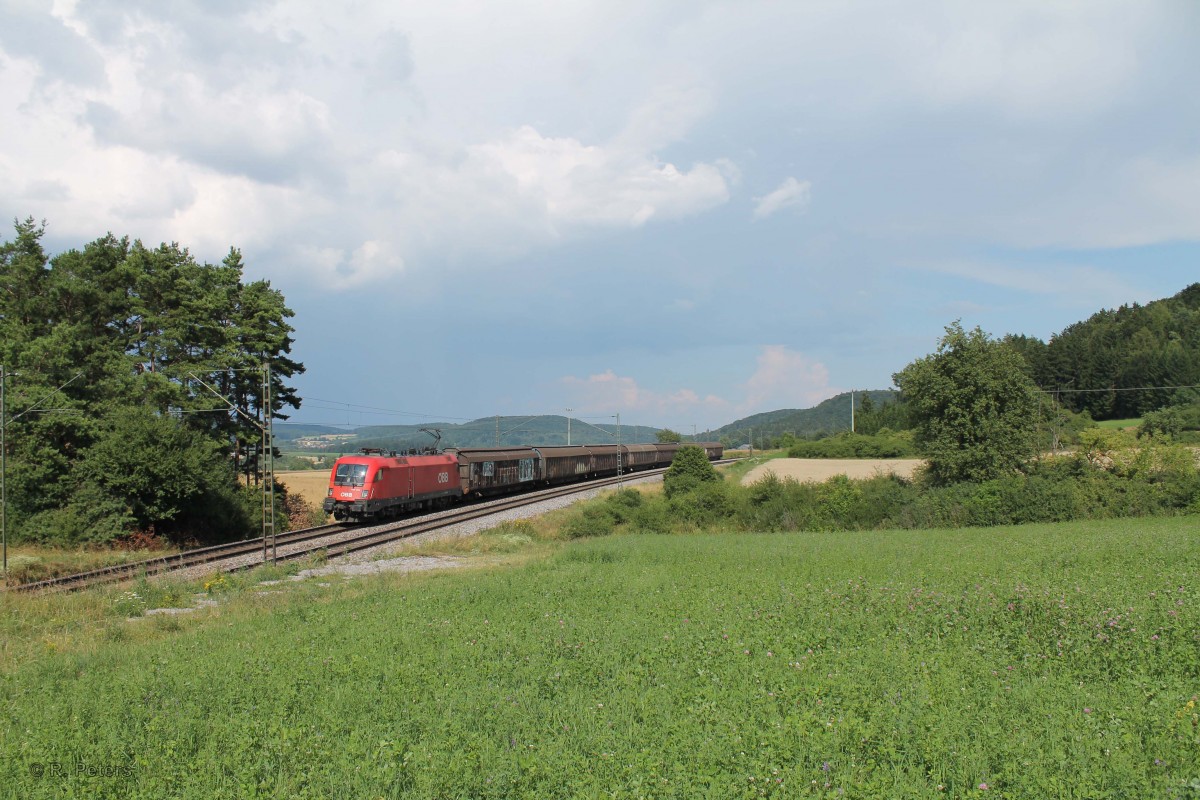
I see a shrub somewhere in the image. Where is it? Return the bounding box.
[603,489,644,523]
[669,480,738,529]
[562,505,618,539]
[787,431,914,459]
[629,500,673,535]
[663,445,720,498]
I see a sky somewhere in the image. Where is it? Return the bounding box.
[2,1,1199,434]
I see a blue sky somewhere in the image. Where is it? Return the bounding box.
[2,1,1198,432]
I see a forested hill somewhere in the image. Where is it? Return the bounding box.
[1006,283,1200,420]
[713,390,898,444]
[278,415,664,451]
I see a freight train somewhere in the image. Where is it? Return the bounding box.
[323,442,724,522]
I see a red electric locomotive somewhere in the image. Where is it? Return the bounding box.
[323,448,462,521]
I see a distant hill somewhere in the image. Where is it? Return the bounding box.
[273,423,350,440]
[282,284,1200,452]
[277,415,667,452]
[714,390,898,445]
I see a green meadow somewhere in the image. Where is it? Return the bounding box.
[2,518,1198,798]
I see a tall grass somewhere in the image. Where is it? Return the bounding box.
[2,518,1197,798]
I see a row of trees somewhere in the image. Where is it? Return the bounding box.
[1005,284,1200,419]
[804,283,1200,486]
[1,218,303,544]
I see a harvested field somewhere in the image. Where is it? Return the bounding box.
[275,469,332,508]
[740,457,923,485]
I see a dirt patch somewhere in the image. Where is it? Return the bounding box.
[740,458,924,485]
[296,555,466,579]
[276,469,332,508]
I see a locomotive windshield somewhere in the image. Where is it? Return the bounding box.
[334,463,369,487]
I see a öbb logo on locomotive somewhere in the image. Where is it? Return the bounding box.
[323,442,723,522]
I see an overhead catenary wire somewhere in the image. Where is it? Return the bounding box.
[1037,384,1200,394]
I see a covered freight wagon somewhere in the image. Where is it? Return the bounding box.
[449,447,541,496]
[533,446,595,483]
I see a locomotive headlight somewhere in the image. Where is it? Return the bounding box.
[326,488,333,497]
[360,490,369,498]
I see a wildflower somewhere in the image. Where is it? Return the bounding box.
[979,782,989,790]
[1083,707,1092,714]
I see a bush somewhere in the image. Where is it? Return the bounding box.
[629,500,673,535]
[788,431,914,459]
[16,480,136,546]
[663,446,721,498]
[604,489,644,523]
[563,505,618,539]
[557,440,1200,540]
[668,480,737,528]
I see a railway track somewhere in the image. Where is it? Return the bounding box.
[9,468,674,594]
[9,522,357,594]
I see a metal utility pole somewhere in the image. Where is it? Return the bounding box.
[616,412,623,488]
[565,409,573,446]
[188,365,276,563]
[1,365,7,581]
[261,361,275,564]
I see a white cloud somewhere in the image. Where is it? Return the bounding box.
[911,261,1142,307]
[0,0,1195,285]
[753,177,811,219]
[0,3,738,283]
[739,346,837,414]
[468,125,731,231]
[561,370,729,420]
[561,345,838,427]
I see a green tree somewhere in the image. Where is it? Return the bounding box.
[894,321,1040,485]
[663,444,721,498]
[0,219,303,544]
[656,428,683,443]
[74,407,249,540]
[1138,407,1183,440]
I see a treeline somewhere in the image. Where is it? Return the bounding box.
[1007,284,1200,419]
[562,436,1200,539]
[1,218,303,545]
[778,284,1200,456]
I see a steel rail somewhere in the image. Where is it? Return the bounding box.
[10,458,733,594]
[248,469,670,569]
[8,522,354,594]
